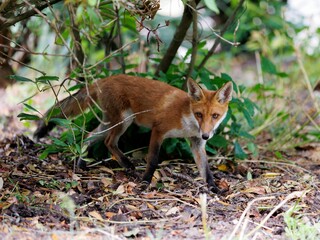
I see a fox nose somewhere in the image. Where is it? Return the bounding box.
[202,133,209,140]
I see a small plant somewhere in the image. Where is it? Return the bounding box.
[284,205,320,240]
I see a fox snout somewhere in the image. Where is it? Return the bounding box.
[202,133,210,140]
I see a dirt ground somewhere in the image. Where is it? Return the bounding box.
[0,88,320,240]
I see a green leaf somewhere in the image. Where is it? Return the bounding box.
[247,142,258,157]
[275,151,283,159]
[199,69,211,89]
[10,75,34,83]
[238,130,255,140]
[204,0,219,13]
[234,141,247,160]
[205,145,217,154]
[39,146,60,159]
[75,143,82,155]
[243,98,255,114]
[261,56,277,75]
[49,137,68,147]
[48,108,61,118]
[220,73,233,82]
[17,113,40,121]
[208,135,228,148]
[49,118,72,127]
[88,0,97,7]
[164,139,179,154]
[68,83,85,92]
[261,56,287,77]
[23,103,41,114]
[242,109,254,128]
[277,72,288,78]
[36,76,59,84]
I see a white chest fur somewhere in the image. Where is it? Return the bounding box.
[164,114,200,139]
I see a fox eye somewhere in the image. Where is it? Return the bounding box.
[212,113,219,119]
[195,112,203,119]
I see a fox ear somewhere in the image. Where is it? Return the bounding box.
[216,81,233,104]
[187,78,204,101]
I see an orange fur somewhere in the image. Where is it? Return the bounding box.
[35,74,233,193]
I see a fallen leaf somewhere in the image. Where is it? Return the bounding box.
[101,177,113,187]
[146,202,155,210]
[165,206,180,216]
[217,164,229,172]
[99,167,114,175]
[114,184,125,195]
[106,212,116,219]
[242,186,266,195]
[72,173,81,181]
[89,210,103,220]
[217,179,229,190]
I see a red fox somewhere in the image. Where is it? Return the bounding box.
[34,74,233,193]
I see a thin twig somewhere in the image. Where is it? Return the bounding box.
[90,109,152,135]
[0,51,46,75]
[295,44,320,112]
[245,190,309,238]
[243,159,312,175]
[197,0,245,70]
[227,196,275,240]
[0,43,69,57]
[0,0,63,30]
[163,166,208,192]
[22,0,77,65]
[85,39,138,70]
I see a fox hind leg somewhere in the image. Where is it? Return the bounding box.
[104,110,135,169]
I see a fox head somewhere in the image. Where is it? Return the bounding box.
[187,78,233,140]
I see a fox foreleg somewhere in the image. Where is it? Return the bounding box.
[189,137,220,193]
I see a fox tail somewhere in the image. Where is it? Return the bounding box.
[34,86,97,140]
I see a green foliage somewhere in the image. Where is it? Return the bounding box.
[284,205,320,240]
[38,179,78,191]
[204,0,219,14]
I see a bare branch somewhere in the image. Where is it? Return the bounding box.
[155,0,201,76]
[0,0,63,31]
[185,0,198,82]
[197,0,245,70]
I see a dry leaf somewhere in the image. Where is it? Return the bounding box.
[217,179,229,190]
[114,184,125,195]
[242,186,266,195]
[101,177,113,187]
[146,202,155,210]
[72,173,81,181]
[217,164,229,172]
[165,206,180,216]
[262,172,282,178]
[99,167,114,175]
[106,211,116,219]
[89,210,103,220]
